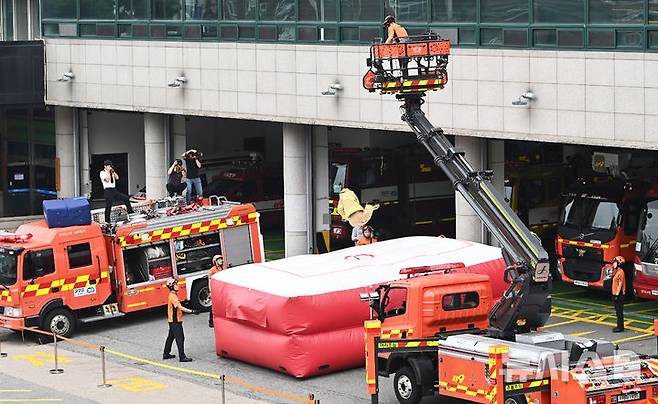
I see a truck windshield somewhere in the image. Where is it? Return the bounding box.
[0,248,19,286]
[638,199,658,260]
[330,163,347,197]
[560,196,619,232]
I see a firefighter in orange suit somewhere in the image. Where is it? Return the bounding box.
[611,256,626,333]
[163,278,198,362]
[208,254,224,328]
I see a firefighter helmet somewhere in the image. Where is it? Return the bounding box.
[166,278,178,290]
[212,255,223,265]
[612,256,626,265]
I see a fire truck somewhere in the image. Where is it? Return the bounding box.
[556,177,644,291]
[633,180,658,299]
[0,197,264,337]
[362,34,658,404]
[202,153,284,229]
[329,146,454,246]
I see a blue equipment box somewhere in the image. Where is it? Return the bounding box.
[43,198,92,228]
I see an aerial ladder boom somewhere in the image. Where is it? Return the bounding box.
[363,35,551,338]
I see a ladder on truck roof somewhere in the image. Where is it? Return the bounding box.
[363,34,550,339]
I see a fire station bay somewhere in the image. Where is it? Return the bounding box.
[5,0,658,261]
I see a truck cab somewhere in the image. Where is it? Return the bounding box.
[633,180,658,298]
[556,177,643,291]
[0,221,111,336]
[366,267,492,403]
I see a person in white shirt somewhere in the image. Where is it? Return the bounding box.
[100,160,134,223]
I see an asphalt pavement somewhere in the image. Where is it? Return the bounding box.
[2,281,658,404]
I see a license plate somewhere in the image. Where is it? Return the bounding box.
[102,303,119,316]
[611,391,645,403]
[574,280,589,287]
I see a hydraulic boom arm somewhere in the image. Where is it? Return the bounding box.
[363,35,551,338]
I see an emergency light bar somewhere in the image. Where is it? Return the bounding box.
[0,231,33,243]
[399,262,465,276]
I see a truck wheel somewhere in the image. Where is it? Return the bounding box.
[393,366,422,404]
[190,279,212,312]
[43,308,76,338]
[504,396,528,404]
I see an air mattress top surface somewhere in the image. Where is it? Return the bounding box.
[215,236,502,297]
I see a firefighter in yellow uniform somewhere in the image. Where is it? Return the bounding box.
[163,278,198,362]
[611,256,626,333]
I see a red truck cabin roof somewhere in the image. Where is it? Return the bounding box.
[1,220,103,250]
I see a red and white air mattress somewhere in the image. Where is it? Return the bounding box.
[210,236,506,378]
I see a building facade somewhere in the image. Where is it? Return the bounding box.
[39,0,658,255]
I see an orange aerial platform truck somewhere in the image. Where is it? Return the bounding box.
[0,197,263,337]
[362,34,658,404]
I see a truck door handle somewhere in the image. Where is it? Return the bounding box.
[52,287,60,293]
[89,279,97,285]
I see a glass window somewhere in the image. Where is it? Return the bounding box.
[118,0,149,19]
[535,29,557,45]
[651,0,658,23]
[386,0,427,22]
[442,292,480,311]
[258,0,295,20]
[4,0,13,39]
[432,0,476,22]
[331,163,347,196]
[589,0,643,24]
[222,0,256,19]
[558,30,583,47]
[42,0,77,19]
[23,249,56,280]
[186,0,220,19]
[480,0,528,23]
[561,196,619,231]
[298,26,318,40]
[616,30,642,47]
[152,0,183,19]
[299,0,335,21]
[459,28,476,44]
[481,28,503,45]
[534,0,584,23]
[589,30,614,47]
[340,0,380,21]
[504,29,527,46]
[67,243,93,269]
[80,0,117,19]
[382,287,407,317]
[0,248,19,286]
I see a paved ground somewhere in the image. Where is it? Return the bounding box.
[2,281,658,404]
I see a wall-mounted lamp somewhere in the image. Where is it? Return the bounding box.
[57,71,75,82]
[321,82,343,96]
[168,76,188,88]
[512,91,535,106]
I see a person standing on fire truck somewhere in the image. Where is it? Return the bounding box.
[163,278,199,362]
[207,254,224,328]
[100,160,134,223]
[611,256,626,333]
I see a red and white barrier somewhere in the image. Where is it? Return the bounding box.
[211,236,506,378]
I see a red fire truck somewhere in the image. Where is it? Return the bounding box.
[329,146,454,246]
[556,177,644,291]
[0,198,263,337]
[633,180,658,298]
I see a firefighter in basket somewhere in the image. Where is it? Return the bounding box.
[163,278,199,362]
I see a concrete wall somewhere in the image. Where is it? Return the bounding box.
[87,110,145,194]
[45,39,658,150]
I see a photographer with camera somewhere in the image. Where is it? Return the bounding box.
[183,149,203,204]
[100,160,134,223]
[166,159,187,197]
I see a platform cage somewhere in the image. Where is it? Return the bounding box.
[363,33,450,95]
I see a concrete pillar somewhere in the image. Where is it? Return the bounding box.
[144,113,167,200]
[79,110,91,197]
[283,123,311,257]
[171,115,186,161]
[55,106,75,198]
[454,135,484,243]
[486,139,505,246]
[313,126,330,252]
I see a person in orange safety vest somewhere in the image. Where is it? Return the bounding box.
[163,278,199,362]
[356,226,378,246]
[611,256,626,333]
[208,254,224,328]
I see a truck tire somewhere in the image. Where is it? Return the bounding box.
[505,396,528,404]
[190,279,212,312]
[393,366,422,404]
[42,308,76,338]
